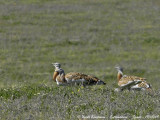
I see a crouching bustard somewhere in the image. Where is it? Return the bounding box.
[115,67,152,91]
[52,63,106,86]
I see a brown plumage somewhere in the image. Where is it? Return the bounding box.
[118,76,145,87]
[52,63,106,86]
[131,81,152,91]
[115,67,152,91]
[65,72,101,85]
[53,71,58,82]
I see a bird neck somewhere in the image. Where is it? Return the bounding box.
[117,70,123,81]
[54,68,66,82]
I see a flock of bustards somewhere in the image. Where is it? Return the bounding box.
[52,63,152,92]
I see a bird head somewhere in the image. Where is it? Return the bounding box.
[115,66,123,72]
[52,62,61,68]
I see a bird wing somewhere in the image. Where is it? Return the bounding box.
[65,72,87,80]
[65,72,100,84]
[118,76,145,88]
[131,81,152,92]
[138,81,150,88]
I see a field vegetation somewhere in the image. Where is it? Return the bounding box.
[0,0,160,119]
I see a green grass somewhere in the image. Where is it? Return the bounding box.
[0,0,160,119]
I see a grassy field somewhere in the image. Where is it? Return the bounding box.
[0,0,160,119]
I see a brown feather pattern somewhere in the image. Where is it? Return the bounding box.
[137,81,151,89]
[118,76,146,86]
[115,67,152,91]
[65,72,99,84]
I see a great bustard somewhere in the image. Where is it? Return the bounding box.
[115,67,152,91]
[52,63,106,86]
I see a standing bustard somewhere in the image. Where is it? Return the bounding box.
[115,67,152,91]
[52,63,106,86]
